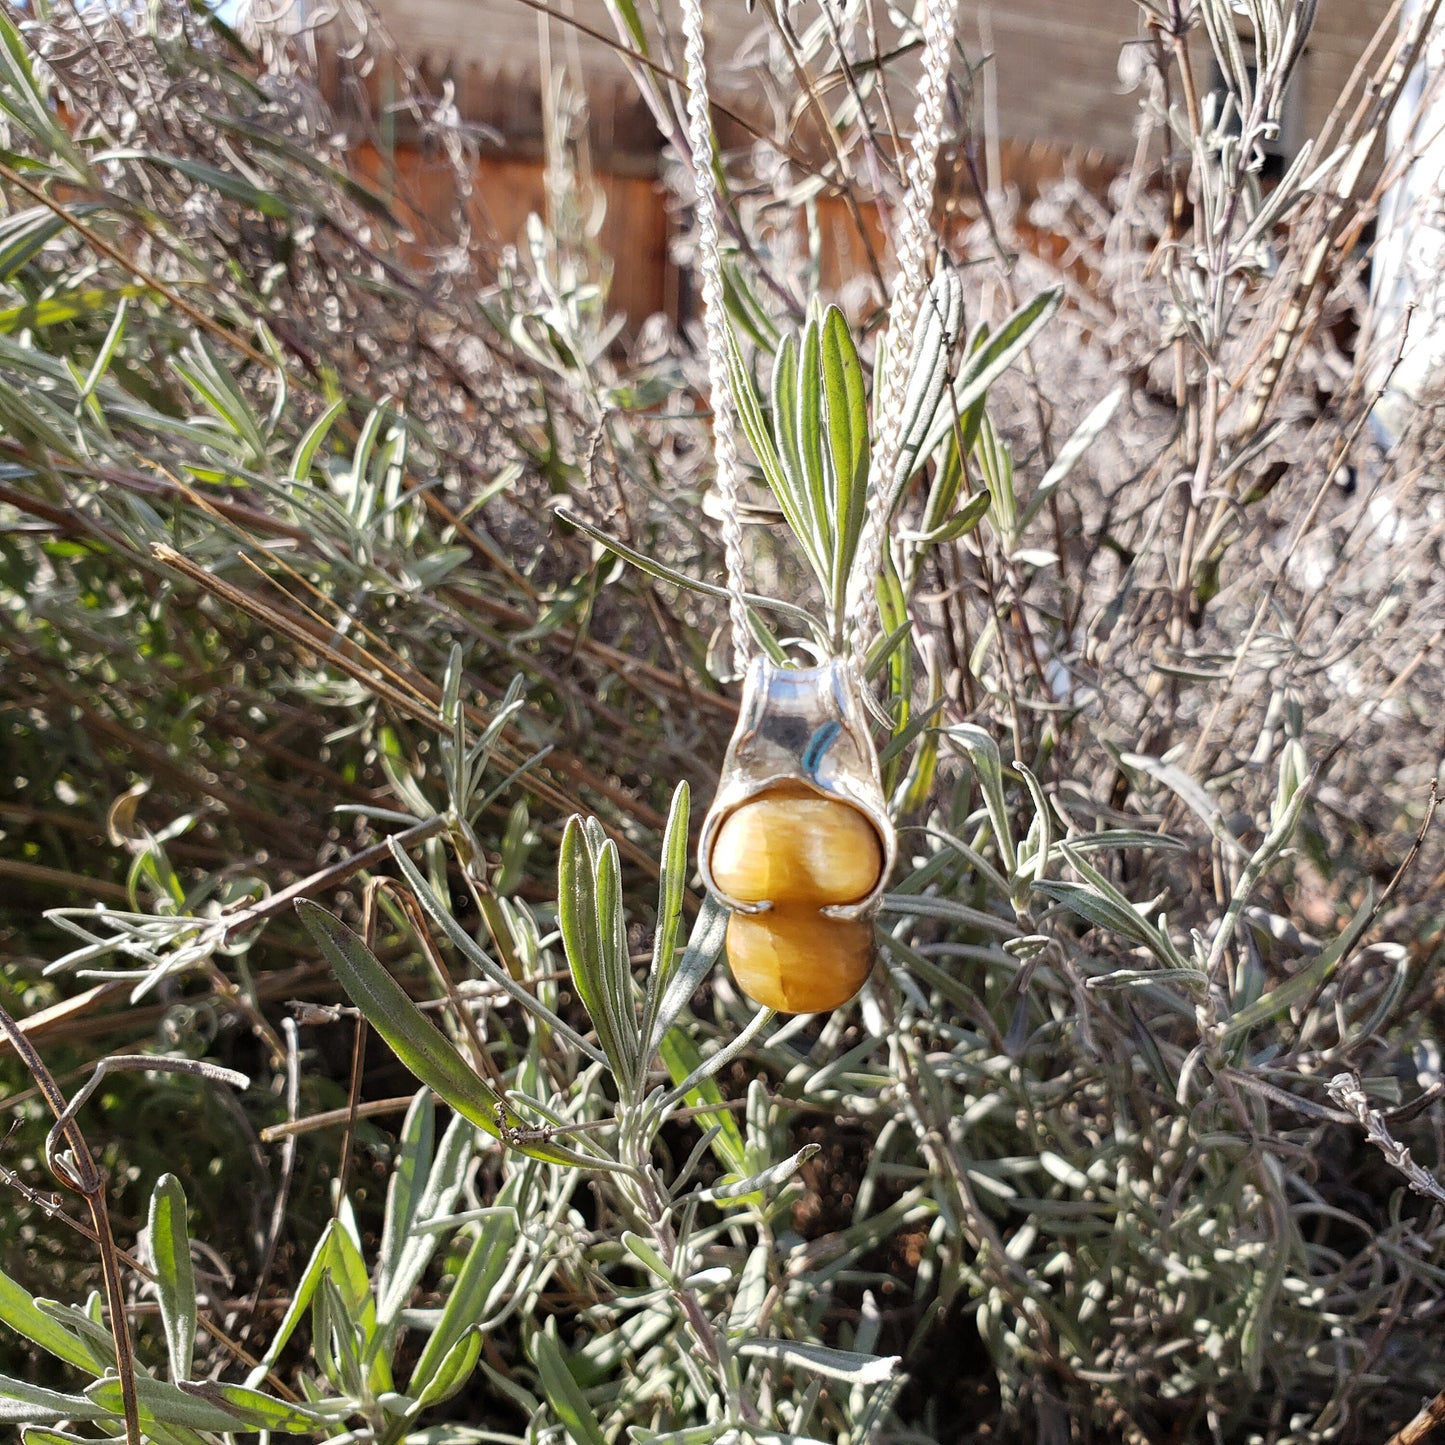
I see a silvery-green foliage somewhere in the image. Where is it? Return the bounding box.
[1,1,1443,1444]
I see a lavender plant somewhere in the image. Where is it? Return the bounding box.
[0,2,1442,1444]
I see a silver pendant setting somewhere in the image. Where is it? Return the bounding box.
[699,656,896,922]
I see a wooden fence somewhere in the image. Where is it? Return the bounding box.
[347,133,1115,333]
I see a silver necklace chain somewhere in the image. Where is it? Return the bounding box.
[681,0,750,677]
[681,0,960,670]
[849,0,959,659]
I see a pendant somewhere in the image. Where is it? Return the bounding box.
[700,657,896,1014]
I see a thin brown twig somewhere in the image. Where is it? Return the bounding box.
[260,1092,417,1143]
[1387,1389,1445,1445]
[0,1010,142,1445]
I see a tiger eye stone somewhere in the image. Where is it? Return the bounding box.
[725,907,876,1014]
[708,784,884,908]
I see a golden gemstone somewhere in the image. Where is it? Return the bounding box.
[708,784,884,908]
[725,907,876,1014]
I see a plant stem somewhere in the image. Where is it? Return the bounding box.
[1386,1389,1445,1445]
[0,1005,141,1445]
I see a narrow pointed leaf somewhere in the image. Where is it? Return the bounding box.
[913,487,991,546]
[0,205,97,282]
[821,305,870,620]
[86,1376,324,1433]
[132,150,294,219]
[558,817,628,1077]
[289,395,348,480]
[324,1219,392,1396]
[639,782,691,1058]
[1019,385,1123,531]
[771,334,808,528]
[385,841,608,1065]
[0,284,146,337]
[645,894,729,1062]
[412,1326,484,1410]
[727,1245,772,1338]
[947,724,1017,876]
[1035,881,1175,961]
[246,1219,344,1385]
[178,1382,328,1434]
[1059,841,1187,968]
[0,1376,108,1425]
[658,1021,748,1175]
[758,330,828,587]
[796,312,832,566]
[147,1174,196,1382]
[0,1268,102,1375]
[594,837,641,1083]
[375,1090,434,1320]
[621,1231,676,1284]
[1221,891,1376,1041]
[0,12,86,169]
[555,505,826,641]
[707,1142,820,1202]
[736,1338,900,1384]
[408,1208,517,1399]
[916,287,1062,466]
[892,269,966,492]
[297,901,598,1168]
[606,0,648,52]
[81,1377,246,1432]
[377,1107,474,1327]
[916,431,964,540]
[531,1327,608,1445]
